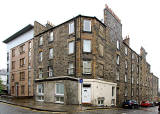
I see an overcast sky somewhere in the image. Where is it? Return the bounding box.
[0,0,160,78]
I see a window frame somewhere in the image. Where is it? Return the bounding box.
[48,66,53,77]
[37,83,44,95]
[39,52,43,62]
[83,19,91,32]
[116,70,120,81]
[125,60,128,69]
[49,32,54,42]
[39,68,43,78]
[125,74,127,82]
[83,40,91,53]
[68,41,74,54]
[116,55,120,65]
[68,62,74,75]
[116,40,120,50]
[55,83,64,104]
[125,46,128,55]
[69,21,74,34]
[21,85,25,95]
[83,61,92,74]
[12,49,15,57]
[39,36,43,46]
[49,48,53,59]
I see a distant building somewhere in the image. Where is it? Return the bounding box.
[0,69,7,86]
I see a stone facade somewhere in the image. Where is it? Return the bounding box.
[4,4,158,105]
[33,12,158,105]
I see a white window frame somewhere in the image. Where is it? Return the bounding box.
[83,20,91,32]
[49,32,54,42]
[117,40,120,50]
[55,83,64,104]
[116,55,120,65]
[116,70,120,81]
[49,48,53,59]
[48,66,53,77]
[125,46,128,55]
[132,77,134,84]
[69,22,74,34]
[83,40,91,52]
[39,68,43,78]
[125,88,128,96]
[83,61,92,74]
[39,52,43,62]
[137,78,139,84]
[132,53,135,59]
[37,84,44,97]
[111,99,115,106]
[137,66,139,73]
[125,60,128,69]
[68,41,74,54]
[125,74,127,82]
[39,36,43,45]
[132,64,134,72]
[68,62,74,75]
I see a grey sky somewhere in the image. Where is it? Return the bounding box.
[0,0,160,78]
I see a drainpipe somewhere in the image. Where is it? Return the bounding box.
[131,51,133,100]
[74,18,77,77]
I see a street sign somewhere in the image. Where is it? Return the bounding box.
[79,79,83,83]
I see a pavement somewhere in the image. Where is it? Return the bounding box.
[0,95,115,113]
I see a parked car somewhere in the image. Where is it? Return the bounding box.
[154,101,159,106]
[122,100,139,109]
[141,101,152,107]
[149,102,155,107]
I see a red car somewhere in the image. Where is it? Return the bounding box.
[141,101,152,107]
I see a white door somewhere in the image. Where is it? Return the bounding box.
[82,85,91,103]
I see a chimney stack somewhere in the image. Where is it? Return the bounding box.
[123,35,130,46]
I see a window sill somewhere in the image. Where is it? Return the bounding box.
[82,31,92,34]
[48,41,54,44]
[37,100,44,102]
[68,53,75,56]
[82,73,92,76]
[39,45,43,47]
[55,101,64,104]
[68,74,75,76]
[82,52,92,54]
[68,33,75,36]
[48,58,53,61]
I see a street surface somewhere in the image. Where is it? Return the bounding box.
[0,102,160,114]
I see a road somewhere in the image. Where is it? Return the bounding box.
[0,102,160,114]
[0,102,58,114]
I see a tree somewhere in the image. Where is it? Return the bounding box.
[0,78,4,94]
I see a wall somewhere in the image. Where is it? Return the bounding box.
[81,79,117,106]
[35,79,79,105]
[6,29,33,94]
[10,39,34,96]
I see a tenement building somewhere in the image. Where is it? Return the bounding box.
[3,4,158,106]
